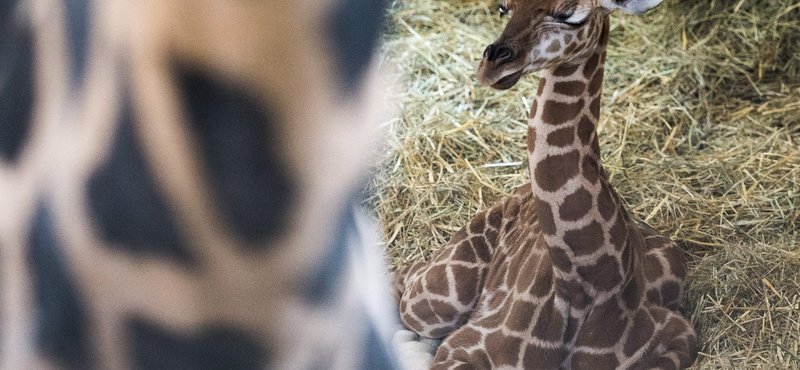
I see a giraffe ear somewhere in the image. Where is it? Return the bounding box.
[600,0,664,14]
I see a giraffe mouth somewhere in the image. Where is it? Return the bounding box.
[491,70,524,90]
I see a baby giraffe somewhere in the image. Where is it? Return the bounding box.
[395,0,697,369]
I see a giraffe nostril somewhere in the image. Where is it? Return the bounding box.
[484,44,515,64]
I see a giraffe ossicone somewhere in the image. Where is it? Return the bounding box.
[396,0,697,368]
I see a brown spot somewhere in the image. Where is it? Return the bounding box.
[471,235,492,262]
[402,313,424,333]
[485,331,523,367]
[556,279,590,310]
[449,327,483,348]
[597,182,616,221]
[537,77,547,96]
[622,274,644,310]
[549,246,572,272]
[485,228,499,248]
[589,96,601,119]
[452,242,477,264]
[646,289,662,306]
[576,254,623,292]
[553,80,586,97]
[563,316,580,344]
[546,127,575,147]
[609,214,628,249]
[591,135,600,157]
[469,213,486,234]
[664,245,687,279]
[598,21,610,46]
[530,253,554,297]
[564,34,573,44]
[570,352,620,370]
[515,252,538,293]
[488,206,503,229]
[523,344,562,369]
[453,265,480,306]
[542,99,584,126]
[534,198,556,235]
[575,299,627,346]
[527,126,537,153]
[553,64,580,77]
[577,116,594,145]
[530,99,539,119]
[430,299,460,323]
[588,68,604,96]
[429,326,453,339]
[644,254,664,282]
[546,39,562,53]
[661,281,682,308]
[623,310,655,356]
[450,228,468,244]
[582,155,599,184]
[559,187,593,221]
[583,52,599,77]
[411,300,437,324]
[576,29,585,40]
[534,150,580,192]
[531,301,564,342]
[425,265,450,296]
[475,310,504,328]
[563,221,604,256]
[564,42,578,55]
[505,300,535,332]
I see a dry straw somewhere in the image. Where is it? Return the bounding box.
[370,0,800,368]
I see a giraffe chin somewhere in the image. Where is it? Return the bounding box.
[490,70,523,90]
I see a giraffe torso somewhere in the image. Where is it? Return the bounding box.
[0,0,400,369]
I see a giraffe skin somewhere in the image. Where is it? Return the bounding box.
[396,0,697,369]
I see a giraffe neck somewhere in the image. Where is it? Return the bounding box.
[527,17,633,297]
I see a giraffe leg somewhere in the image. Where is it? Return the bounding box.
[399,202,503,339]
[639,226,687,310]
[629,307,698,370]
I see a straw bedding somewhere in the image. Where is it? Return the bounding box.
[369,0,800,368]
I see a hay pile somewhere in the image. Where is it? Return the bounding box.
[370,0,800,368]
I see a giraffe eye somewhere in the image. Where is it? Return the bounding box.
[498,5,510,17]
[554,9,589,26]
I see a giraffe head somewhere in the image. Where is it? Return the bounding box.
[477,0,663,89]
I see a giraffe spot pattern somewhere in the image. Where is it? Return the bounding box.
[529,252,554,297]
[485,331,523,367]
[546,126,575,147]
[546,39,561,53]
[552,63,580,77]
[588,67,604,96]
[327,0,388,96]
[504,300,535,332]
[537,77,547,96]
[541,99,584,126]
[577,115,594,146]
[453,265,480,306]
[304,200,357,306]
[609,214,628,249]
[470,235,492,262]
[175,64,296,245]
[563,221,604,256]
[664,244,688,279]
[448,326,482,348]
[552,80,586,97]
[597,182,616,221]
[65,0,90,85]
[424,265,450,296]
[570,352,619,370]
[644,253,664,282]
[523,344,561,369]
[581,155,600,184]
[575,254,622,292]
[583,53,600,79]
[589,96,601,119]
[575,299,626,347]
[28,203,96,370]
[661,281,682,307]
[621,268,645,310]
[559,187,592,221]
[487,206,503,229]
[127,317,266,370]
[623,310,655,357]
[531,300,564,342]
[534,150,580,192]
[452,241,477,263]
[468,213,486,234]
[527,126,537,153]
[87,92,195,265]
[0,2,34,163]
[534,198,556,235]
